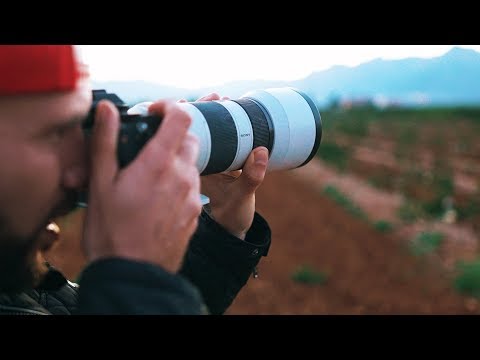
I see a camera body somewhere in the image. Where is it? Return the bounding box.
[83,90,163,168]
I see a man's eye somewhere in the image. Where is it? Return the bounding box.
[50,126,70,142]
[55,127,67,138]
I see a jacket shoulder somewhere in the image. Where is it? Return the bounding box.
[0,267,79,315]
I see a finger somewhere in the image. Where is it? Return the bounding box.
[177,157,201,202]
[200,170,241,195]
[90,100,120,190]
[236,147,269,194]
[221,96,230,101]
[174,136,200,199]
[172,186,202,233]
[185,188,202,226]
[157,165,201,241]
[177,133,200,165]
[135,101,192,175]
[222,169,242,178]
[170,211,199,259]
[196,93,221,102]
[177,99,187,103]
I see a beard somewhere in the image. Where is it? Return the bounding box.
[0,220,46,293]
[0,191,77,293]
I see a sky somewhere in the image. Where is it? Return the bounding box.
[79,45,480,89]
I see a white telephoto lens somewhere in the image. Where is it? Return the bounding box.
[128,87,322,175]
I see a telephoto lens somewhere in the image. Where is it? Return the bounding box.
[128,87,322,175]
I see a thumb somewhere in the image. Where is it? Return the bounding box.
[237,147,269,194]
[90,100,120,190]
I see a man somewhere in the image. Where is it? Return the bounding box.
[0,45,271,315]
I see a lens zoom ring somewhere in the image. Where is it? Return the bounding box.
[191,102,238,175]
[234,98,274,153]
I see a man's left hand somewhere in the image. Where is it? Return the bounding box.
[179,93,269,240]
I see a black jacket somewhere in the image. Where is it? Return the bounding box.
[0,210,271,315]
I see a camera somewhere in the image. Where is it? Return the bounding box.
[83,88,322,176]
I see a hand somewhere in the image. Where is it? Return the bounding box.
[183,93,269,240]
[83,99,202,273]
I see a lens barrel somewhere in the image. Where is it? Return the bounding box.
[127,87,322,175]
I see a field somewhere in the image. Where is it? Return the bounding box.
[45,107,480,314]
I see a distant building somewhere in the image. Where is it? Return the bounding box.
[340,98,373,109]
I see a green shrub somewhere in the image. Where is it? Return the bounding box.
[323,185,368,220]
[317,142,349,171]
[409,232,444,256]
[335,118,369,138]
[374,220,393,233]
[397,202,424,223]
[291,265,328,285]
[454,260,480,298]
[421,175,454,218]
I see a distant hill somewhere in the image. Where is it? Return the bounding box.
[92,47,480,108]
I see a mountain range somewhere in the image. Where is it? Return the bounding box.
[91,47,480,108]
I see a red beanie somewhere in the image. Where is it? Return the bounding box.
[0,45,88,95]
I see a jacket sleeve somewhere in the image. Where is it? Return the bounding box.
[76,258,208,315]
[179,209,271,315]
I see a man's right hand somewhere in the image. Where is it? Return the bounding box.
[82,99,202,273]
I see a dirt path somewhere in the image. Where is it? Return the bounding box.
[290,159,479,267]
[290,159,403,224]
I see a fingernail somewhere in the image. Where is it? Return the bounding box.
[97,102,111,121]
[254,148,268,166]
[95,102,116,134]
